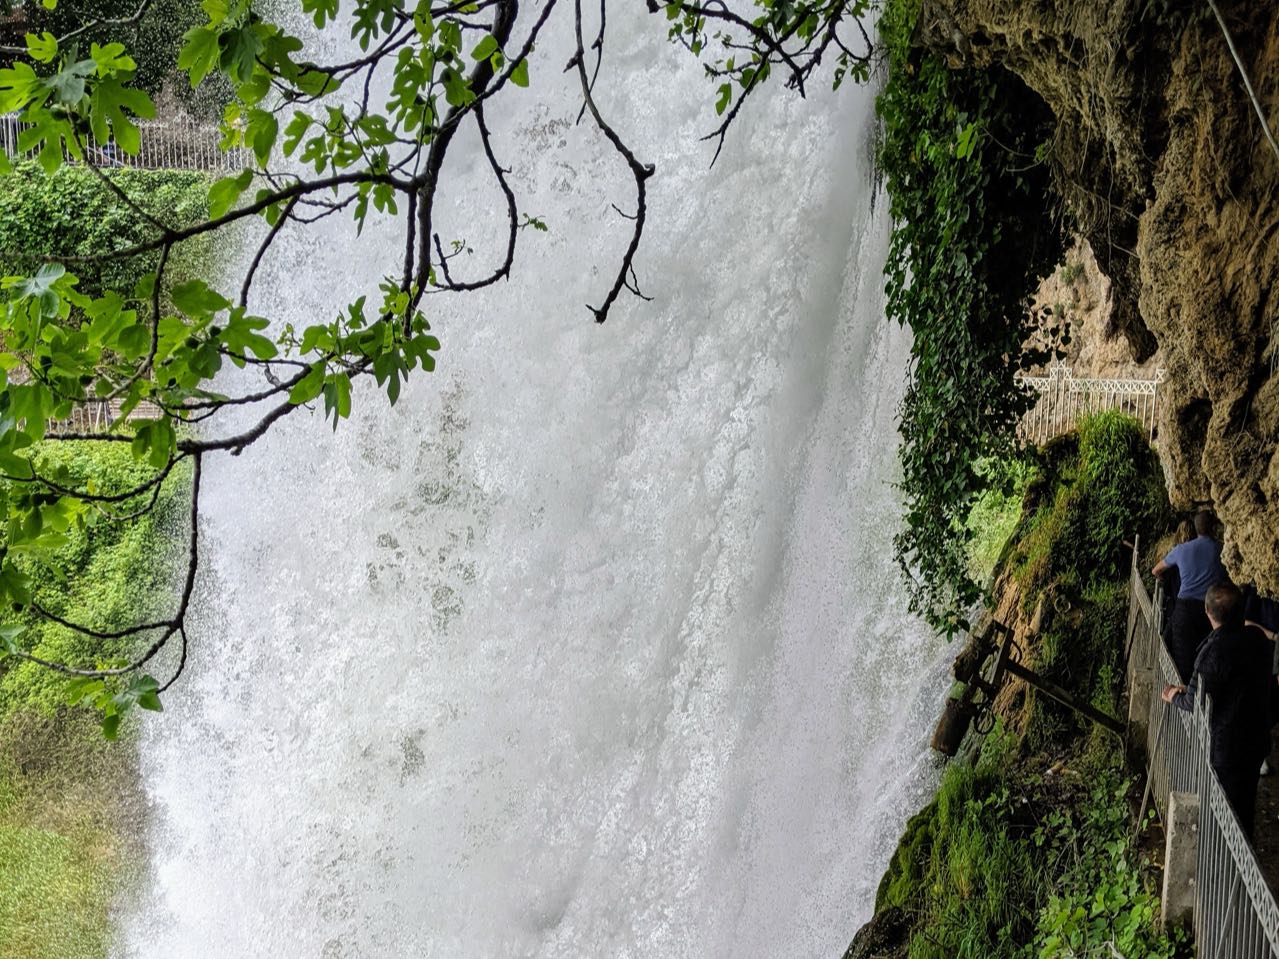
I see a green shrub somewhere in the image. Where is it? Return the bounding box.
[0,443,190,719]
[1031,771,1183,959]
[1058,262,1084,286]
[0,163,217,306]
[965,457,1031,584]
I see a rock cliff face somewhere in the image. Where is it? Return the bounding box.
[917,0,1279,591]
[1028,238,1164,379]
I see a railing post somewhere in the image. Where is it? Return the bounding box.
[1162,790,1200,933]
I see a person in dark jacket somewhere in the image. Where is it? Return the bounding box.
[1244,584,1279,643]
[1162,582,1272,837]
[1243,584,1279,772]
[1153,510,1228,683]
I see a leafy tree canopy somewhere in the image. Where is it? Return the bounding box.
[0,0,228,108]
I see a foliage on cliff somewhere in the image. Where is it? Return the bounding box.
[0,441,188,959]
[0,162,214,304]
[876,0,1067,636]
[849,413,1181,959]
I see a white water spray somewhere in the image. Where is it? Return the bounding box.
[121,5,951,956]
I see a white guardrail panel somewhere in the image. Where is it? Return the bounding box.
[0,112,245,173]
[1019,362,1166,445]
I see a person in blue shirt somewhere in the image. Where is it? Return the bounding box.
[1158,518,1195,644]
[1162,582,1272,837]
[1153,511,1228,683]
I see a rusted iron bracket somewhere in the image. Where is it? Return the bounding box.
[932,620,1125,756]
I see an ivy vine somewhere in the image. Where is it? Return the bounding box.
[876,0,1066,635]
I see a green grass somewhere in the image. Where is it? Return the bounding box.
[0,823,114,959]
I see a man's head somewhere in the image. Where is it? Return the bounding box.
[1194,510,1216,537]
[1205,582,1243,629]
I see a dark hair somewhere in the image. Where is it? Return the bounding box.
[1194,511,1216,537]
[1205,582,1243,626]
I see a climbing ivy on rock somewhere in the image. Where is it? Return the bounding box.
[877,0,1067,635]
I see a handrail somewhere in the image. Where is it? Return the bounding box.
[1128,538,1279,954]
[0,111,245,173]
[1017,363,1166,445]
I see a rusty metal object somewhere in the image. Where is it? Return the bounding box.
[931,619,1125,757]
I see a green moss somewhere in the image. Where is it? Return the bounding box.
[874,727,1038,959]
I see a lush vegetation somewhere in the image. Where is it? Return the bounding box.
[1008,416,1168,606]
[0,162,214,302]
[876,736,1178,959]
[0,442,190,717]
[0,0,219,105]
[964,458,1030,586]
[876,0,1068,636]
[0,441,187,959]
[861,413,1181,959]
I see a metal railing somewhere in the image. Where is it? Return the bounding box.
[6,369,159,435]
[44,398,151,435]
[1127,541,1279,956]
[1019,362,1166,445]
[0,112,245,173]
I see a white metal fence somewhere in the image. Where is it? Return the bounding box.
[0,112,244,173]
[1127,542,1279,956]
[43,398,156,435]
[7,367,160,435]
[1019,362,1166,445]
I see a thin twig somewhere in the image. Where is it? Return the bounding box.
[1206,0,1279,164]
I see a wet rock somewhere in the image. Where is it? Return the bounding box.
[843,906,911,959]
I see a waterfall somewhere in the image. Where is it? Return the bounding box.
[119,3,952,956]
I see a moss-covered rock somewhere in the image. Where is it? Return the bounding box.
[851,413,1183,958]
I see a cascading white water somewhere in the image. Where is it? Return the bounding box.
[120,4,952,956]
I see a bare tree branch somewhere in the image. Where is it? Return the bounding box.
[570,0,654,323]
[0,0,157,55]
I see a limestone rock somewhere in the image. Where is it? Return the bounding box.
[919,0,1279,593]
